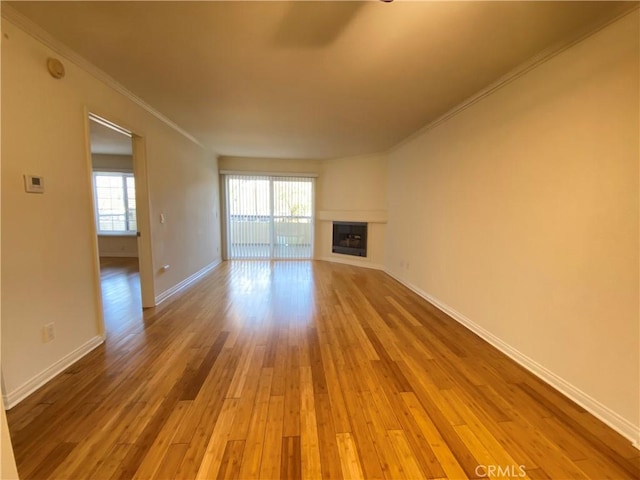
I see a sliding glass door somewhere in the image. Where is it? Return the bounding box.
[225,175,314,259]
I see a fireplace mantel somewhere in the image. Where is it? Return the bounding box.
[316,209,387,224]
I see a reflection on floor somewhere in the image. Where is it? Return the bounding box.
[99,256,142,335]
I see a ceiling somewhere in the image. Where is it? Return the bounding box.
[89,119,132,156]
[8,1,635,159]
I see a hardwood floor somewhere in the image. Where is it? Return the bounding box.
[6,260,639,479]
[99,257,142,335]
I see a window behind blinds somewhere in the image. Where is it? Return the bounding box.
[93,172,137,234]
[225,174,314,259]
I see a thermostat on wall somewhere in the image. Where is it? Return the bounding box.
[24,175,45,193]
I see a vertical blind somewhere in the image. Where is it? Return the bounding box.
[225,174,314,259]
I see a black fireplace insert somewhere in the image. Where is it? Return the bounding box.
[332,222,367,257]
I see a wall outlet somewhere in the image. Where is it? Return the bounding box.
[43,322,55,343]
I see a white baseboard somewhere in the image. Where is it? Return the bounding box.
[2,335,104,410]
[154,259,222,305]
[384,269,640,448]
[319,255,384,271]
[99,252,138,258]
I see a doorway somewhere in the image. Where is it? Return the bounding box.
[88,114,153,335]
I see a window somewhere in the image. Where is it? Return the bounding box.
[93,172,137,234]
[225,174,314,259]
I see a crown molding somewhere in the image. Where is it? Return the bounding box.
[390,3,640,154]
[3,2,637,159]
[1,3,207,150]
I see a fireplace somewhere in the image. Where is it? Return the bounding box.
[332,222,367,257]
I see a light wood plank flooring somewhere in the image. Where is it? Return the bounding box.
[6,260,639,479]
[99,257,142,335]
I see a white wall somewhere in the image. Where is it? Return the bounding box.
[316,153,387,269]
[218,156,321,176]
[150,139,221,298]
[386,11,639,441]
[1,18,221,406]
[219,154,387,268]
[97,235,138,258]
[0,71,19,475]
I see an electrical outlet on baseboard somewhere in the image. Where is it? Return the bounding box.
[43,322,55,343]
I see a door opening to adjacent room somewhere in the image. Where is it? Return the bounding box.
[88,114,143,334]
[224,174,314,259]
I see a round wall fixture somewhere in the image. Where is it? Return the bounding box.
[47,57,65,79]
